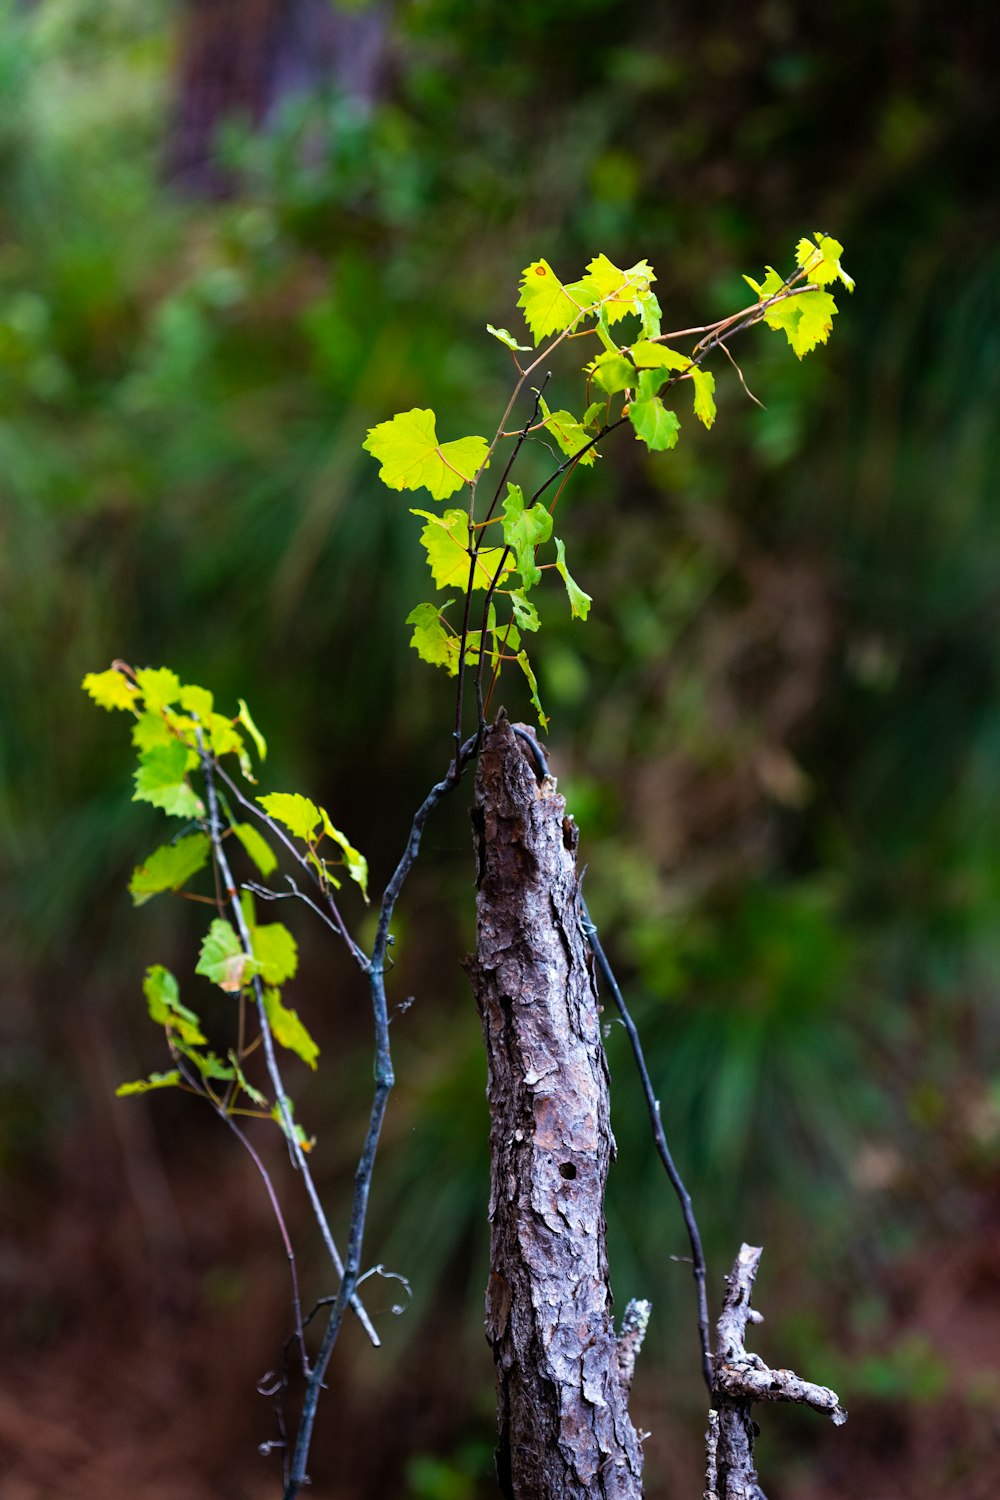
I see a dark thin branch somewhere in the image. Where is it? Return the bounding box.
[282,736,478,1500]
[213,761,368,968]
[510,723,712,1394]
[581,893,713,1394]
[197,737,379,1348]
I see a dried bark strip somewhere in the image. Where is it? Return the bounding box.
[465,714,644,1500]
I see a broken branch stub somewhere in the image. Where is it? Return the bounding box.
[708,1244,846,1500]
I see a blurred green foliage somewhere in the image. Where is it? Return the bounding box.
[1,0,998,1493]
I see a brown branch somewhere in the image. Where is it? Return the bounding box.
[708,1244,846,1500]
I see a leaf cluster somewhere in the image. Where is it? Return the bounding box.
[363,237,852,728]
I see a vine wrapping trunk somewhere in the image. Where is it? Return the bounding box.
[465,713,644,1499]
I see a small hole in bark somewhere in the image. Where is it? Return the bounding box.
[559,1162,577,1180]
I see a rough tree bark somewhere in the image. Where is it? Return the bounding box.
[465,713,644,1500]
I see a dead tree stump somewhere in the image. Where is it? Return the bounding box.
[465,714,644,1499]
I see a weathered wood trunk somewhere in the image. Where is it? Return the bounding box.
[465,715,644,1499]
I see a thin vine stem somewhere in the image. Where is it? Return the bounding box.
[198,735,380,1348]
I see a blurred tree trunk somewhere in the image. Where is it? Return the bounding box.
[466,714,644,1499]
[167,0,388,195]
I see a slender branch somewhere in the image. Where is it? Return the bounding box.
[198,737,380,1348]
[214,761,368,968]
[282,737,478,1500]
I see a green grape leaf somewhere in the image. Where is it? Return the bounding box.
[116,1070,183,1097]
[135,667,181,713]
[129,833,211,906]
[639,288,662,339]
[133,742,204,820]
[630,341,690,372]
[257,791,322,842]
[553,538,593,620]
[251,920,298,986]
[205,713,243,758]
[411,508,512,590]
[196,918,257,993]
[509,589,540,633]
[271,1097,315,1152]
[143,964,206,1045]
[628,397,681,451]
[229,1054,268,1108]
[131,711,173,753]
[516,649,548,730]
[538,397,596,467]
[319,809,369,900]
[501,483,553,591]
[406,602,461,674]
[690,367,717,428]
[232,822,277,878]
[178,683,213,720]
[177,1046,235,1082]
[795,232,855,292]
[582,400,607,429]
[588,350,636,396]
[363,409,489,501]
[486,323,531,352]
[784,290,838,357]
[82,667,138,712]
[517,259,591,343]
[584,254,656,325]
[237,698,267,762]
[262,987,319,1071]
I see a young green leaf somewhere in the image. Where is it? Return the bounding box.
[630,341,690,372]
[237,698,267,762]
[539,398,597,467]
[82,667,139,712]
[257,791,322,842]
[517,259,592,344]
[486,323,530,352]
[588,350,636,396]
[229,1054,268,1108]
[584,253,656,324]
[131,711,173,753]
[509,589,541,633]
[363,408,489,501]
[628,397,681,451]
[271,1096,315,1151]
[232,822,277,878]
[135,667,182,713]
[143,964,207,1045]
[177,1047,236,1082]
[262,987,319,1071]
[501,484,553,591]
[405,602,462,674]
[196,918,256,993]
[128,833,211,906]
[411,508,512,590]
[690,367,717,428]
[553,539,592,621]
[133,742,204,820]
[116,1070,183,1097]
[795,232,855,292]
[178,683,213,720]
[250,920,298,986]
[319,809,369,901]
[516,649,548,730]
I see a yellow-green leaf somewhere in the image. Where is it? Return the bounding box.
[690,367,716,428]
[82,668,138,712]
[133,742,204,820]
[257,791,322,842]
[554,538,592,620]
[517,259,590,343]
[143,964,206,1045]
[116,1070,183,1097]
[363,408,489,501]
[411,508,512,591]
[628,396,681,451]
[233,822,277,878]
[251,920,298,986]
[129,833,211,905]
[237,698,267,762]
[196,918,256,993]
[262,988,319,1071]
[584,253,656,325]
[135,667,182,713]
